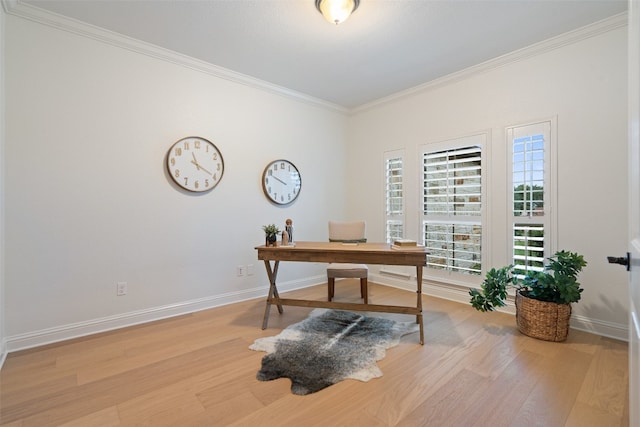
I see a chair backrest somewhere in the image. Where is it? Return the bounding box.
[328,221,367,243]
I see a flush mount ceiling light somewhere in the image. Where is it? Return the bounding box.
[315,0,360,25]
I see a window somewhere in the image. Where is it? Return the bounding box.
[421,134,485,276]
[507,120,554,276]
[384,151,404,243]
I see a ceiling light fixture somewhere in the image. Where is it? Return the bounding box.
[315,0,360,25]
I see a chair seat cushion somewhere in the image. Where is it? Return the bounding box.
[327,263,368,278]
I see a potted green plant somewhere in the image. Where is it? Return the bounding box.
[469,250,587,341]
[262,224,280,247]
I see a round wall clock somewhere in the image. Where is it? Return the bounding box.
[262,159,302,205]
[167,136,224,192]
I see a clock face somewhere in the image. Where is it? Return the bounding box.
[167,136,224,192]
[262,159,302,205]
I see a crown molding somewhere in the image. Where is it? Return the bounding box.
[353,12,629,114]
[2,0,349,114]
[2,1,627,115]
[1,0,15,14]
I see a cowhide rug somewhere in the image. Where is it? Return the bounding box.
[249,309,419,395]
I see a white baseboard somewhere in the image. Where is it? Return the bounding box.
[0,339,7,369]
[4,275,323,353]
[370,272,629,342]
[4,273,629,355]
[569,314,629,341]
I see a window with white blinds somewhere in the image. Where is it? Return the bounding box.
[507,120,554,276]
[384,151,404,243]
[421,136,484,276]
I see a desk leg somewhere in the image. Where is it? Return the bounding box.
[416,265,424,345]
[262,259,283,329]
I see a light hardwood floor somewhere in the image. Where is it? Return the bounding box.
[0,281,629,427]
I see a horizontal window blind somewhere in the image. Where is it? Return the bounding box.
[513,224,545,275]
[385,153,404,244]
[424,222,482,275]
[386,157,403,215]
[423,146,481,216]
[386,220,404,243]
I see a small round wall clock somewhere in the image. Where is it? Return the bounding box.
[262,159,302,205]
[167,136,224,192]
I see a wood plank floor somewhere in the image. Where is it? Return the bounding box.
[0,281,629,427]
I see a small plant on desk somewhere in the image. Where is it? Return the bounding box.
[262,224,280,247]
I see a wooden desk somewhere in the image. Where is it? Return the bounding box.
[255,241,428,344]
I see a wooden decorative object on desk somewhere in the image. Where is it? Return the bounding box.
[391,244,426,251]
[393,239,417,246]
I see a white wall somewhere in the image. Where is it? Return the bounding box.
[348,23,629,339]
[4,14,349,349]
[2,10,631,350]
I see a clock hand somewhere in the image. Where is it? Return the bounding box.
[190,161,214,176]
[191,153,201,170]
[190,154,214,175]
[273,176,287,185]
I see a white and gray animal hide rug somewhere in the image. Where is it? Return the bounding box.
[249,309,419,395]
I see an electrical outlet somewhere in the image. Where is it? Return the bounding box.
[236,265,245,277]
[117,282,127,296]
[247,264,255,276]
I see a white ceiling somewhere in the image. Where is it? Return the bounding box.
[19,0,628,109]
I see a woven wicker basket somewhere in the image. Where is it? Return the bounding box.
[515,291,572,342]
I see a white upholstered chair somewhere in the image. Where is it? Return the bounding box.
[327,221,369,303]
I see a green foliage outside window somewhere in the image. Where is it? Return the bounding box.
[513,184,544,216]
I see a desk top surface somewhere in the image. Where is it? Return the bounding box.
[255,241,427,265]
[256,241,422,251]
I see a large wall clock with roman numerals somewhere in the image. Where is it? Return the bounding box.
[167,136,224,192]
[262,159,302,205]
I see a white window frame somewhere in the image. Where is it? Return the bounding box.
[507,118,557,275]
[384,150,405,243]
[420,132,487,283]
